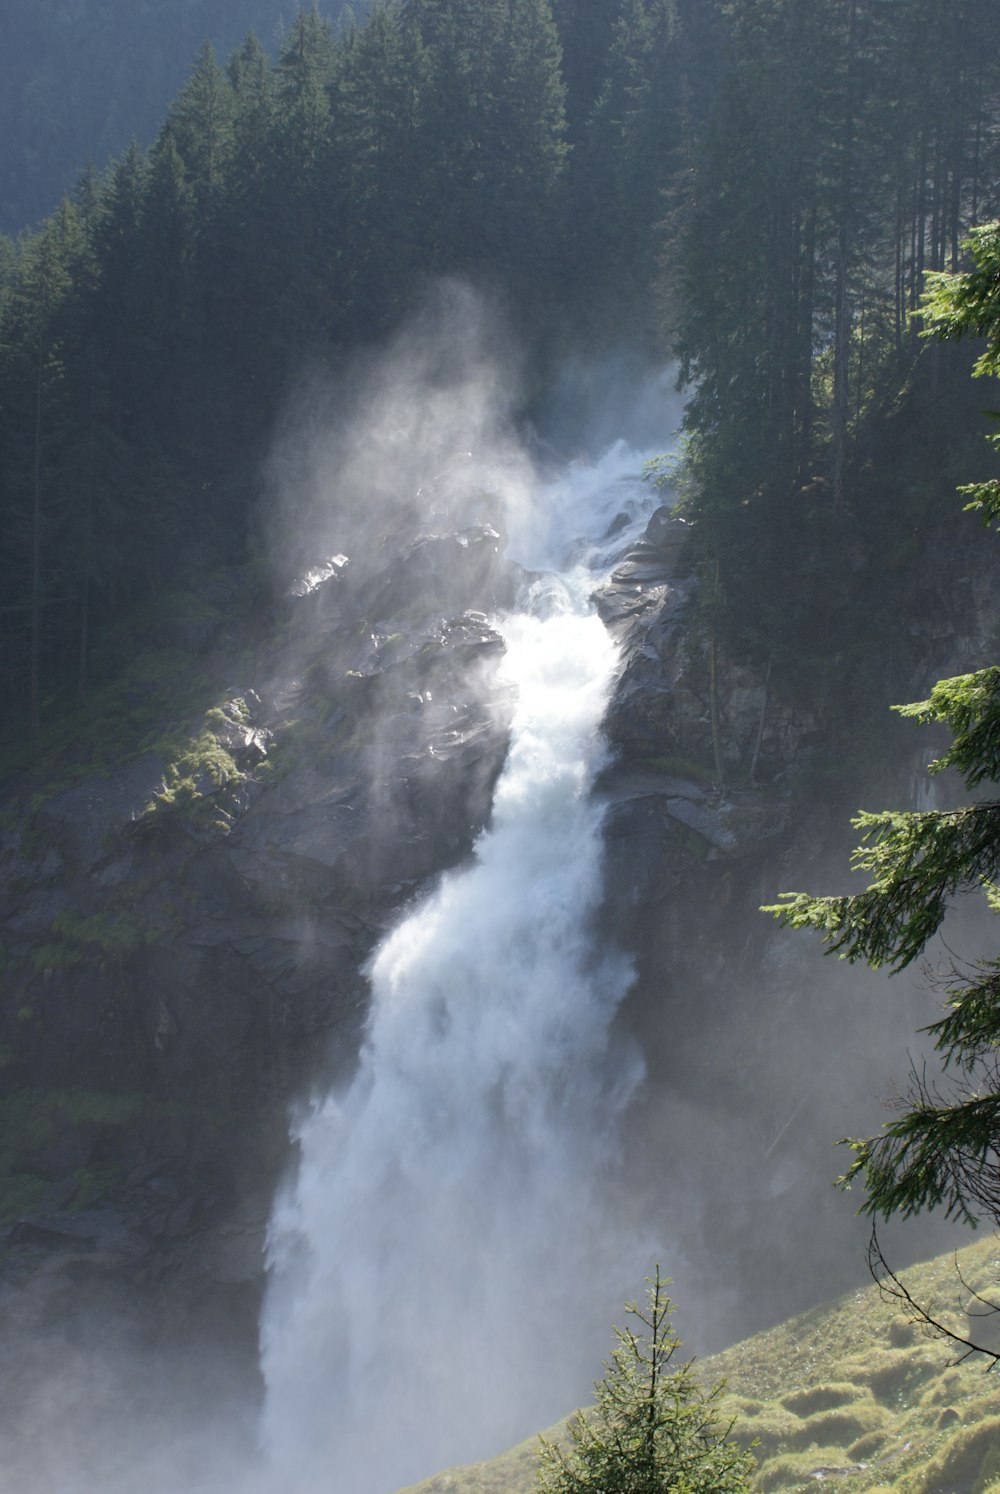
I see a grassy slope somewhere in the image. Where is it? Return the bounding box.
[399,1235,1000,1494]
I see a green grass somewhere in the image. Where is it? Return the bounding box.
[396,1236,1000,1494]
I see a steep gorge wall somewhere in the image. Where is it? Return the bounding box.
[594,503,998,1347]
[0,467,993,1468]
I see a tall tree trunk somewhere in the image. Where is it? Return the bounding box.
[830,0,857,517]
[797,194,817,476]
[29,353,44,734]
[710,558,725,789]
[748,652,772,787]
[78,376,98,698]
[894,190,905,360]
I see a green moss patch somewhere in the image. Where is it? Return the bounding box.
[142,693,262,833]
[722,1405,799,1459]
[786,1402,889,1450]
[754,1447,862,1493]
[3,648,211,803]
[781,1382,861,1416]
[839,1346,946,1406]
[905,1415,1000,1494]
[0,1087,202,1222]
[0,1089,142,1221]
[847,1429,894,1460]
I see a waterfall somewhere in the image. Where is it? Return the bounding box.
[259,443,657,1494]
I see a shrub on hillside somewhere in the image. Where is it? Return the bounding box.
[536,1270,755,1494]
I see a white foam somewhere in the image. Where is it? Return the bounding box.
[259,443,657,1494]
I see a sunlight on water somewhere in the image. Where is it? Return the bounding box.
[260,443,660,1494]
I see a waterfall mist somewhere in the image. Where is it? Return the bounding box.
[261,282,535,594]
[259,348,667,1490]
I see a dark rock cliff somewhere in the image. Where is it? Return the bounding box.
[593,504,999,1348]
[0,482,993,1463]
[0,509,517,1440]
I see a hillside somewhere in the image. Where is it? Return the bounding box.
[401,1235,1000,1494]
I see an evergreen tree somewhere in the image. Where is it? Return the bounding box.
[335,0,427,328]
[481,0,568,277]
[0,201,82,726]
[89,142,149,436]
[215,33,287,435]
[662,0,832,701]
[536,1268,754,1494]
[766,223,1000,1231]
[142,127,196,341]
[269,8,343,347]
[580,0,681,323]
[407,0,567,283]
[167,40,235,220]
[138,127,199,460]
[548,0,621,142]
[275,7,338,171]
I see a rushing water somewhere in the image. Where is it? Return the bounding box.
[259,444,658,1494]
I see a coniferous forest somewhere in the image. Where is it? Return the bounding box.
[8,7,1000,1490]
[3,0,1000,747]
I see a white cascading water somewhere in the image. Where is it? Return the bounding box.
[259,443,658,1494]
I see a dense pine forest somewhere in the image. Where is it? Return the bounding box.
[3,0,1000,750]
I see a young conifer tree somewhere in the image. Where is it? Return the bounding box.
[536,1268,755,1494]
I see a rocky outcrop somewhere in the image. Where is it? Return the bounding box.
[0,489,881,1383]
[0,512,516,1342]
[597,506,825,789]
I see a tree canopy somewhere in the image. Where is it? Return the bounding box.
[662,0,1000,733]
[4,0,1000,756]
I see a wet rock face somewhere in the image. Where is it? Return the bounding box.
[0,488,835,1353]
[0,511,516,1302]
[597,506,825,788]
[2,478,993,1401]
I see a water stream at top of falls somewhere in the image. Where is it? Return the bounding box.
[259,442,661,1494]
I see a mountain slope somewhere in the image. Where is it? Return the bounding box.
[400,1234,1000,1494]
